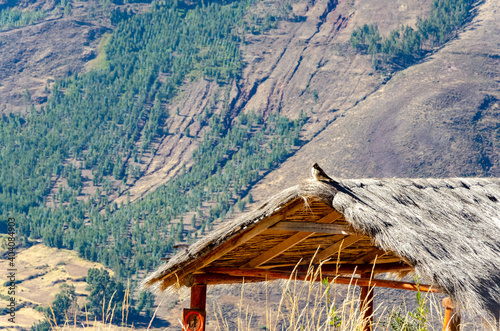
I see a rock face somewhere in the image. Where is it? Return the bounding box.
[113,79,224,204]
[234,0,432,139]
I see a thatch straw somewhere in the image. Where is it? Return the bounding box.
[332,177,500,325]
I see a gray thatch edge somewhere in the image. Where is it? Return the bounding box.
[142,178,500,324]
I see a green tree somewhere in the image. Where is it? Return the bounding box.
[47,284,77,324]
[31,284,77,330]
[136,291,155,317]
[351,0,476,71]
[86,268,125,321]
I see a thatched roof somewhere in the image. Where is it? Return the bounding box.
[143,177,500,324]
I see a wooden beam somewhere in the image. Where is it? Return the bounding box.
[355,262,411,274]
[242,211,343,268]
[268,221,354,235]
[312,235,364,264]
[205,262,412,278]
[353,248,387,264]
[342,277,437,293]
[154,199,306,290]
[273,262,412,275]
[314,210,343,224]
[244,255,407,271]
[190,273,266,285]
[203,267,296,279]
[201,267,438,292]
[370,257,405,264]
[190,285,207,311]
[329,209,344,220]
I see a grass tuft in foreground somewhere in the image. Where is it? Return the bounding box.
[212,265,445,331]
[34,265,449,330]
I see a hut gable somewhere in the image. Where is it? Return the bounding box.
[143,177,500,324]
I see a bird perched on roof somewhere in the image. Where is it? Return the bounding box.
[310,163,362,202]
[311,163,334,182]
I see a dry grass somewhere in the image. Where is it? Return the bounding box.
[44,283,135,331]
[0,244,110,329]
[85,33,112,72]
[41,272,447,331]
[42,262,448,331]
[210,264,446,331]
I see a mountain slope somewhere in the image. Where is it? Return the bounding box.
[249,0,500,200]
[0,0,116,114]
[118,0,435,202]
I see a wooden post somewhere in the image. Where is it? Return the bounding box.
[183,285,207,331]
[442,297,460,331]
[359,273,374,331]
[190,285,207,310]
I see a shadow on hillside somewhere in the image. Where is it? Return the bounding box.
[127,315,170,329]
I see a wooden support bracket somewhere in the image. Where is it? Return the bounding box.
[267,221,354,235]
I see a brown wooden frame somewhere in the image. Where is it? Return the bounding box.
[191,266,438,293]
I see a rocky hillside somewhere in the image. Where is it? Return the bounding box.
[250,0,500,200]
[114,0,499,206]
[116,0,437,203]
[0,0,438,203]
[0,0,148,114]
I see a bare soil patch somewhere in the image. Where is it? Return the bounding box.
[0,244,110,329]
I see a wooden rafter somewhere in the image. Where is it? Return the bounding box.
[372,257,404,263]
[242,211,343,268]
[312,235,364,264]
[241,232,312,268]
[154,199,306,290]
[204,262,412,278]
[268,221,354,235]
[353,248,387,264]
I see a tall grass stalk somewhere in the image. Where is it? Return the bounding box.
[146,302,160,331]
